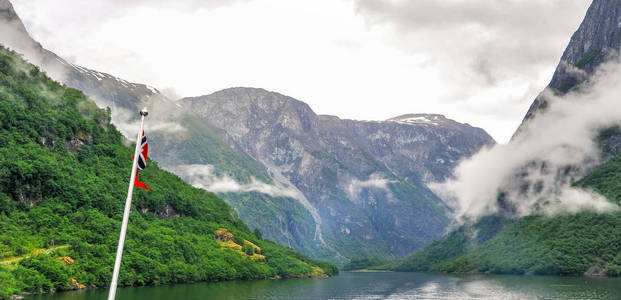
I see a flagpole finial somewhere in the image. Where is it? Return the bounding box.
[140,107,148,117]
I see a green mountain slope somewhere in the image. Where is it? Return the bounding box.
[387,215,513,272]
[0,47,336,299]
[148,118,323,261]
[384,154,621,276]
[0,0,322,262]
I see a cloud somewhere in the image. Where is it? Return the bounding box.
[431,58,621,222]
[542,187,615,216]
[353,0,590,83]
[14,0,250,29]
[10,0,251,80]
[173,164,300,198]
[351,0,591,141]
[10,0,593,142]
[158,87,183,101]
[346,173,396,203]
[0,1,70,83]
[0,0,186,146]
[110,0,251,10]
[96,102,186,140]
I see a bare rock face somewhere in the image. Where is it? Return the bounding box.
[547,0,621,88]
[517,0,621,151]
[343,114,493,184]
[182,88,494,260]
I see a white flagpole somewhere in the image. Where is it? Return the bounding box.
[108,108,148,300]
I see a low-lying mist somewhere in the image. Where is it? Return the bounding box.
[431,59,621,223]
[173,164,300,198]
[346,173,396,203]
[106,103,185,140]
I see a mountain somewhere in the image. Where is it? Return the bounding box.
[0,0,495,263]
[516,0,621,153]
[344,113,493,183]
[387,154,621,276]
[0,46,336,299]
[377,0,621,276]
[180,88,493,261]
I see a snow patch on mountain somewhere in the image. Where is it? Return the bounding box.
[397,116,438,125]
[146,85,158,94]
[387,114,447,126]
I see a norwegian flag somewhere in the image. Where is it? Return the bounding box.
[137,132,148,170]
[133,131,150,190]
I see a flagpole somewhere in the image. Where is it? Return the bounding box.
[108,108,148,300]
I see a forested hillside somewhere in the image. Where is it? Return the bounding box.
[0,46,336,299]
[380,153,621,276]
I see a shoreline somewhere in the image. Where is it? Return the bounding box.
[13,272,334,300]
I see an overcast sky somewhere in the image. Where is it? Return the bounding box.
[12,0,591,142]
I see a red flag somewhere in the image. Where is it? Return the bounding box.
[134,172,151,191]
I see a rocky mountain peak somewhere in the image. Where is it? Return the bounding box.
[182,87,318,138]
[519,0,621,125]
[188,87,314,114]
[546,0,621,93]
[1,0,20,21]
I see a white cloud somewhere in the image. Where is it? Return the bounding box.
[10,0,592,142]
[97,102,186,140]
[174,164,299,198]
[431,59,621,222]
[346,173,396,203]
[542,187,616,216]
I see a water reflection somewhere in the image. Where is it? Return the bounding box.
[25,272,621,300]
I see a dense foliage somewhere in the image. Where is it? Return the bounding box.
[372,215,513,272]
[379,154,621,276]
[440,212,621,275]
[0,47,336,299]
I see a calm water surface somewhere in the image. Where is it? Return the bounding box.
[25,272,621,300]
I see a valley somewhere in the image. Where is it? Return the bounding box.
[2,0,621,299]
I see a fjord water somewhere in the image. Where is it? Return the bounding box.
[25,272,621,300]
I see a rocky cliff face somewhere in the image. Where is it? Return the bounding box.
[342,114,492,183]
[518,0,621,147]
[181,88,494,260]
